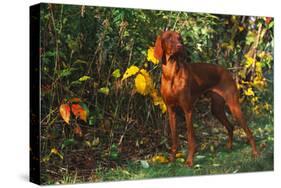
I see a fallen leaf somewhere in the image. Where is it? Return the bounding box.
[151,155,169,164]
[140,160,150,168]
[175,152,185,158]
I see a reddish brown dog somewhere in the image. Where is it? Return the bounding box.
[154,31,259,167]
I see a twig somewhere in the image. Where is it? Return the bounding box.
[47,5,64,124]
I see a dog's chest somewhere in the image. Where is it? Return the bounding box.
[160,64,187,105]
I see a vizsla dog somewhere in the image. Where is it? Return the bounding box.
[154,31,259,167]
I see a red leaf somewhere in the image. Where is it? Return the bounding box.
[74,124,83,137]
[59,104,71,124]
[71,104,88,122]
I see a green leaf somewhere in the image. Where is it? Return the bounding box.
[59,68,76,78]
[66,35,79,51]
[44,51,56,57]
[268,21,274,29]
[111,144,117,151]
[89,115,95,126]
[61,138,76,149]
[73,59,88,65]
[109,144,119,160]
[246,31,257,45]
[79,102,90,115]
[196,155,206,159]
[79,75,91,81]
[112,69,121,78]
[140,160,150,169]
[176,158,185,163]
[194,164,202,169]
[98,87,109,95]
[71,80,82,85]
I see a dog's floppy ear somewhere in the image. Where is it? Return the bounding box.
[154,35,163,60]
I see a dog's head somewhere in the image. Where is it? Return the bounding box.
[154,31,184,61]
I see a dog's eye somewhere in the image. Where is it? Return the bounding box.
[165,38,172,44]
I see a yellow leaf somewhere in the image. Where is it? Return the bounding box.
[147,47,159,64]
[244,55,255,68]
[159,102,167,113]
[221,42,228,48]
[257,51,266,59]
[121,65,139,81]
[253,105,260,114]
[244,87,255,96]
[51,148,64,160]
[264,103,271,111]
[221,40,234,50]
[176,152,185,158]
[150,89,167,113]
[241,80,250,85]
[140,69,153,90]
[134,69,153,96]
[252,76,266,89]
[151,155,169,164]
[251,96,259,104]
[255,62,263,75]
[51,148,59,154]
[135,73,148,95]
[236,83,242,90]
[238,70,247,79]
[238,26,244,32]
[227,40,234,51]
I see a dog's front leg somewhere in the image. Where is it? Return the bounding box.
[167,106,178,162]
[184,110,196,167]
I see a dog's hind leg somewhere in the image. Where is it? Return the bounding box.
[210,92,234,149]
[224,92,259,157]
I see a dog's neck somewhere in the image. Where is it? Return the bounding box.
[161,54,181,80]
[162,53,185,65]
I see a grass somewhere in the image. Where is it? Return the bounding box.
[41,105,273,185]
[47,137,273,184]
[94,142,273,182]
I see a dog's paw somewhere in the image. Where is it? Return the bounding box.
[185,159,193,167]
[252,150,260,158]
[169,154,176,162]
[226,141,233,150]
